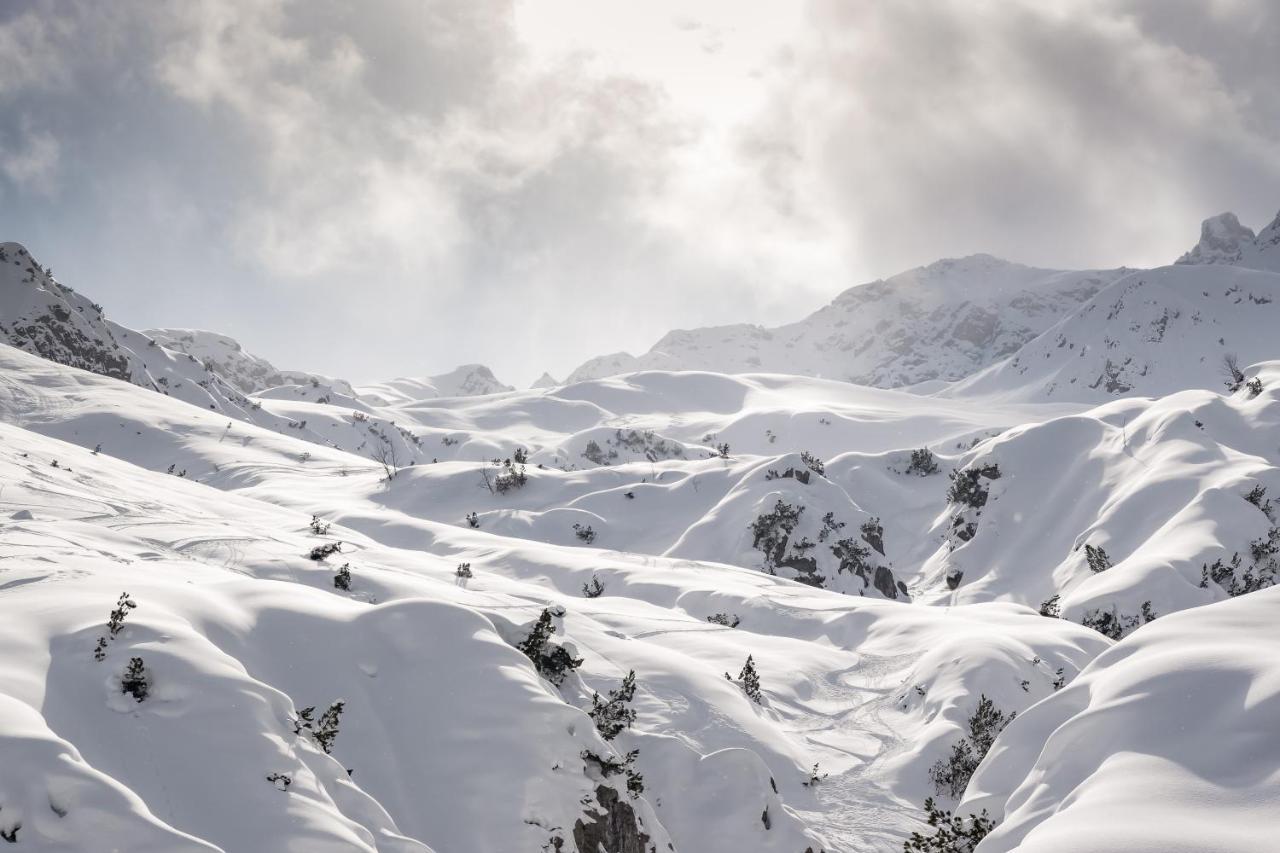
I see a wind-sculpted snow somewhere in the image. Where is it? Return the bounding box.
[0,342,1113,851]
[964,586,1280,853]
[2,231,1278,850]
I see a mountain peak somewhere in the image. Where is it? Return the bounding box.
[1176,212,1257,266]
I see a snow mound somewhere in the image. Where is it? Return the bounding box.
[966,586,1280,853]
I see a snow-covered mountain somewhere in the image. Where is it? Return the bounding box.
[948,263,1280,401]
[146,327,357,397]
[1,215,1278,852]
[357,364,514,405]
[1176,209,1280,271]
[568,255,1128,387]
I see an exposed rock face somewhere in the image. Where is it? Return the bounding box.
[1176,210,1280,272]
[0,242,265,417]
[572,786,652,853]
[1176,212,1257,266]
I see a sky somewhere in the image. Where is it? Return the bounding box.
[1,0,1279,387]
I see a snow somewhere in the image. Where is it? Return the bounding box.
[965,586,1280,853]
[0,233,1276,851]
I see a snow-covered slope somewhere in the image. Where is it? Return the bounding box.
[965,586,1280,853]
[948,264,1280,402]
[0,340,1113,852]
[146,327,357,397]
[917,361,1280,633]
[3,215,1279,851]
[1176,209,1280,272]
[357,365,514,405]
[568,256,1127,387]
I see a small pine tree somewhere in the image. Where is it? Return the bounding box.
[589,670,637,740]
[716,442,730,459]
[311,701,344,754]
[309,515,330,535]
[800,451,825,476]
[1084,544,1112,573]
[928,695,1013,798]
[906,448,940,476]
[573,524,597,544]
[731,655,762,704]
[121,657,150,702]
[903,797,995,853]
[466,512,480,529]
[582,575,605,598]
[455,562,473,581]
[334,563,352,590]
[1038,594,1060,618]
[706,612,741,628]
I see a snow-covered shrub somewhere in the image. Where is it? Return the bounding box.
[1038,595,1061,618]
[333,563,351,590]
[107,592,136,637]
[800,451,824,477]
[582,440,611,466]
[1084,544,1112,573]
[466,511,479,528]
[716,442,730,459]
[513,447,529,464]
[308,542,342,561]
[492,460,528,494]
[580,748,644,797]
[906,448,940,476]
[1246,377,1264,398]
[309,515,330,535]
[121,657,150,702]
[266,772,292,791]
[588,670,637,740]
[817,511,846,543]
[860,517,885,555]
[1244,485,1275,521]
[902,797,994,853]
[946,464,1000,509]
[801,763,827,787]
[928,695,1013,799]
[517,609,583,686]
[94,592,137,661]
[750,500,804,571]
[573,524,597,544]
[455,562,473,581]
[1079,602,1157,640]
[706,612,740,628]
[582,575,604,598]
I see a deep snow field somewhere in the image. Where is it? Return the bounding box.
[0,231,1277,852]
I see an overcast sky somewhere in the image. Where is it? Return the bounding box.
[2,0,1278,386]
